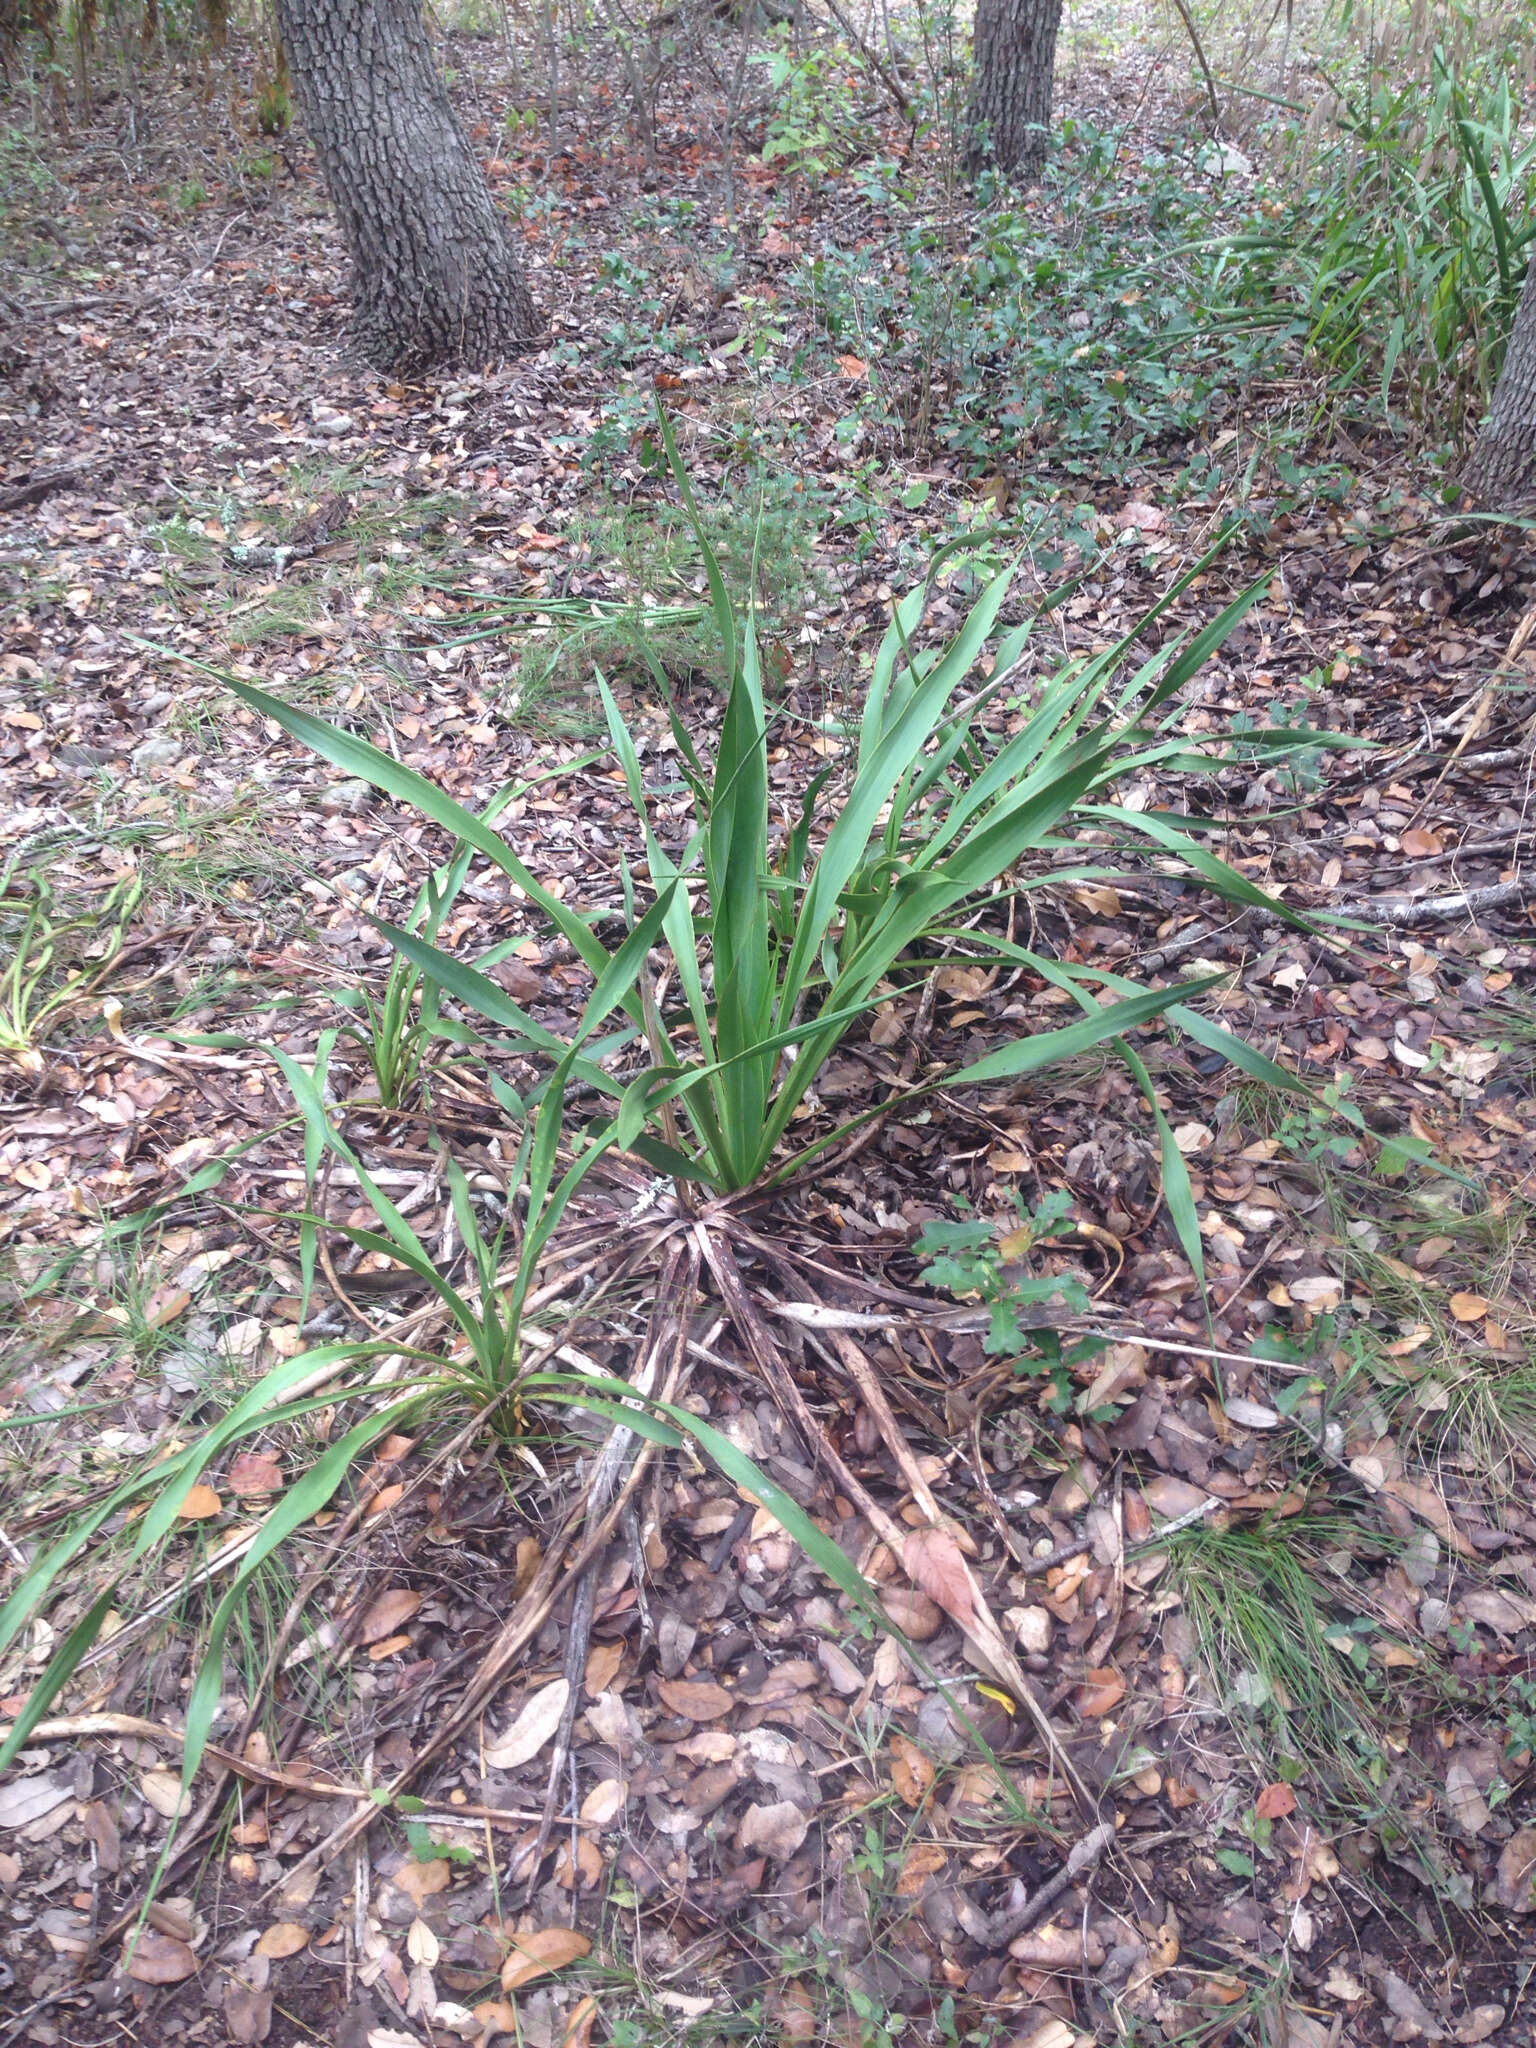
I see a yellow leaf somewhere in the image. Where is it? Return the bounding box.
[178,1484,222,1521]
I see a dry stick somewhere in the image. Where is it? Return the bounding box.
[698,1229,1095,1816]
[1,1714,608,1834]
[523,1238,699,1898]
[987,1818,1117,1945]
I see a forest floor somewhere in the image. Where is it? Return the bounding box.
[3,16,1536,2048]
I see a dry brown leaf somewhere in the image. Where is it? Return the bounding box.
[738,1799,811,1860]
[767,1979,817,2044]
[0,1772,73,1830]
[879,1585,943,1640]
[1007,1923,1106,1969]
[483,1677,569,1767]
[1256,1782,1297,1820]
[224,1982,273,2044]
[584,1641,623,1695]
[900,1525,977,1631]
[1401,828,1442,857]
[178,1483,222,1521]
[1449,1292,1489,1322]
[472,2001,521,2041]
[561,1995,600,2048]
[1073,1667,1126,1718]
[140,1769,193,1820]
[255,1921,310,1958]
[226,1451,283,1498]
[392,1858,451,1905]
[356,1587,421,1647]
[655,1677,734,1721]
[500,1926,591,1991]
[125,1931,199,1983]
[579,1778,625,1827]
[1495,1827,1536,1912]
[889,1731,936,1807]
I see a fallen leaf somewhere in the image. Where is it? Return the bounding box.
[483,1677,570,1767]
[1255,1782,1297,1820]
[255,1921,310,1958]
[1007,1923,1106,1969]
[356,1587,421,1647]
[178,1483,222,1521]
[1290,1274,1344,1311]
[140,1770,193,1820]
[1444,1760,1493,1836]
[392,1858,451,1906]
[835,353,867,380]
[739,1799,811,1860]
[0,1773,74,1830]
[1449,1292,1488,1322]
[1495,1827,1536,1912]
[224,1982,273,2044]
[655,1677,734,1721]
[406,1917,439,1967]
[125,1931,199,1983]
[879,1585,944,1640]
[579,1779,625,1826]
[561,1995,600,2048]
[1401,828,1442,857]
[1074,1667,1127,1718]
[226,1451,283,1497]
[584,1641,622,1695]
[901,1525,977,1630]
[889,1732,935,1807]
[500,1926,591,1991]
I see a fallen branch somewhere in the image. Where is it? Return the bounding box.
[986,1819,1116,1944]
[1336,877,1534,926]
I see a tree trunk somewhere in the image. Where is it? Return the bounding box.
[274,0,541,373]
[1463,255,1536,513]
[964,0,1063,180]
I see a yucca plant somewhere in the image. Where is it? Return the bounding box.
[226,418,1332,1215]
[1207,49,1536,425]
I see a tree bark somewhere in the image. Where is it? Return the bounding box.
[273,0,541,373]
[1463,252,1536,513]
[964,0,1063,180]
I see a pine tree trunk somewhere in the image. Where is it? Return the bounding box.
[1463,254,1536,513]
[274,0,541,373]
[964,0,1063,180]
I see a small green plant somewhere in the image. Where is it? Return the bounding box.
[1209,50,1536,431]
[751,33,875,183]
[1170,1519,1399,1801]
[0,867,142,1071]
[916,1190,1089,1341]
[915,1193,1107,1413]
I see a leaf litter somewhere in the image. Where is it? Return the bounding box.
[2,12,1536,2048]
